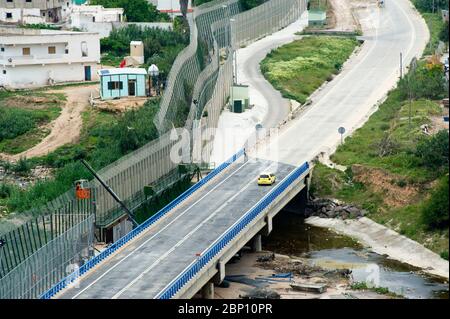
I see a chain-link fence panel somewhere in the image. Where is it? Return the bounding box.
[0,214,94,299]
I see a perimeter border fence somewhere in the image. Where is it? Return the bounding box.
[0,0,307,298]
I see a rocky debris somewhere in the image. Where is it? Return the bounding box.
[258,257,323,277]
[305,197,367,220]
[241,288,280,299]
[0,165,54,189]
[323,269,352,279]
[256,253,275,262]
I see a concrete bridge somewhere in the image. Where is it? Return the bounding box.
[42,150,311,299]
[41,0,427,300]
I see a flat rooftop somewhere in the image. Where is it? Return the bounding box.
[97,68,148,76]
[0,27,98,37]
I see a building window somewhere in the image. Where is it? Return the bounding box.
[2,70,6,75]
[6,12,13,19]
[1,48,4,52]
[48,46,56,54]
[107,81,123,90]
[81,41,88,57]
[26,0,32,2]
[6,0,13,2]
[22,47,31,56]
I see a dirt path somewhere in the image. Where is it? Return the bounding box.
[329,0,359,32]
[1,85,97,161]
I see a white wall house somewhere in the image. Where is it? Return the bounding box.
[0,0,72,23]
[68,4,124,38]
[149,0,193,17]
[0,28,100,88]
[68,4,172,38]
[0,8,46,24]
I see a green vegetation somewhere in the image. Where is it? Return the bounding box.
[19,23,60,30]
[412,0,449,55]
[260,36,360,103]
[100,25,188,79]
[350,281,403,298]
[0,91,63,154]
[90,0,170,22]
[310,59,449,254]
[1,99,160,213]
[421,174,449,229]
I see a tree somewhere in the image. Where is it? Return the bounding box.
[414,0,449,12]
[90,0,169,22]
[415,130,449,170]
[422,174,449,229]
[440,21,449,43]
[399,63,447,100]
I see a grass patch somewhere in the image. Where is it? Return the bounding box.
[0,90,64,154]
[310,61,448,254]
[3,99,160,213]
[420,12,446,55]
[260,36,360,104]
[350,281,403,298]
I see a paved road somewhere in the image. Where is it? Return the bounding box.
[57,158,294,299]
[56,0,427,299]
[257,0,428,166]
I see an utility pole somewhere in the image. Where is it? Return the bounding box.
[400,52,403,79]
[408,58,417,130]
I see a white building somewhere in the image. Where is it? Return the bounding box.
[149,0,193,17]
[0,27,100,88]
[0,0,72,23]
[0,8,45,24]
[70,5,124,25]
[68,4,124,38]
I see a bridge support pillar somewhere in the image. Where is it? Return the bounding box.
[201,282,214,299]
[264,215,273,236]
[251,234,262,252]
[213,259,226,285]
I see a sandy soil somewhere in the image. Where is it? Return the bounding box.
[93,96,148,113]
[305,216,450,279]
[1,84,97,161]
[328,0,359,32]
[351,164,421,207]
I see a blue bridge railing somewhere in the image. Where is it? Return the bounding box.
[155,161,310,299]
[40,149,245,299]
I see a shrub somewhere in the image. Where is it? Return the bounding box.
[415,130,449,170]
[413,0,448,12]
[421,174,449,230]
[0,108,35,141]
[0,183,13,199]
[90,0,169,22]
[440,21,449,42]
[12,158,31,175]
[399,63,447,100]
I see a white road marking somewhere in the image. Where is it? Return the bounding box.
[70,160,256,298]
[111,164,279,298]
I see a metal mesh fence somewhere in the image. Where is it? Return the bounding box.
[0,214,94,299]
[0,212,91,279]
[0,0,307,297]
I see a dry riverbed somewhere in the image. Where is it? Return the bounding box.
[211,213,448,300]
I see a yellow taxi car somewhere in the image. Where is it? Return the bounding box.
[257,173,276,186]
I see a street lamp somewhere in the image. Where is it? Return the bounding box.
[148,64,159,96]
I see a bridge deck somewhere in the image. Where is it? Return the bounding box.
[57,158,294,299]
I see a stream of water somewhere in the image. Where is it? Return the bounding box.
[262,211,449,299]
